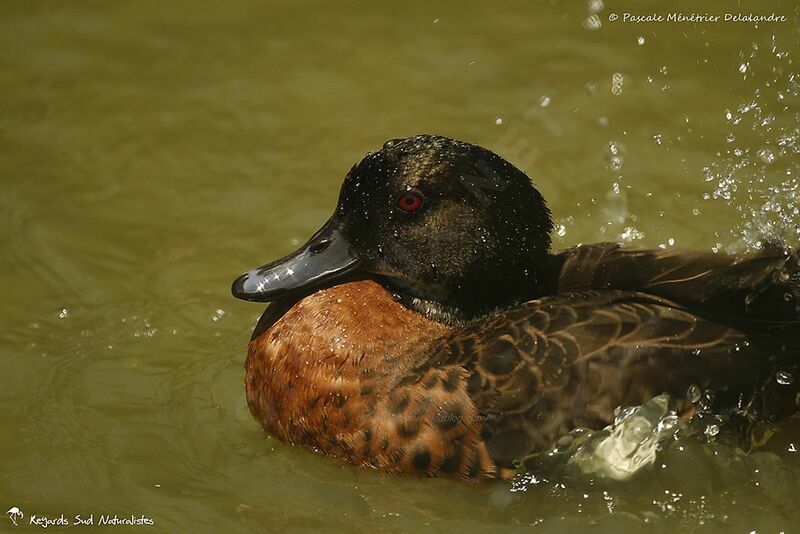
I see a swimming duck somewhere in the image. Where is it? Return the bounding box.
[232,134,800,480]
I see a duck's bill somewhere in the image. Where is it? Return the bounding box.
[231,219,362,302]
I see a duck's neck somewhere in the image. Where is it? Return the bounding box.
[382,255,563,325]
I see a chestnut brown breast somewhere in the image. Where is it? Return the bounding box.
[245,280,497,479]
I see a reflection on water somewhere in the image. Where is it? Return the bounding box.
[1,0,799,531]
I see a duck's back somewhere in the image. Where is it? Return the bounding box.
[552,242,800,334]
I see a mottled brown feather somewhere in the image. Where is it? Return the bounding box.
[425,290,776,464]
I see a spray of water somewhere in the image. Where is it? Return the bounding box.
[703,35,800,252]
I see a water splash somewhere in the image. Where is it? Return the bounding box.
[514,378,791,485]
[618,226,645,243]
[567,394,678,480]
[702,37,800,252]
[517,395,680,482]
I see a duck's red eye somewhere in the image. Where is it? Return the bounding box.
[397,191,424,213]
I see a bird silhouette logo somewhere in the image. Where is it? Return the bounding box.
[6,507,23,526]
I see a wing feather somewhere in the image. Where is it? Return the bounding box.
[426,290,775,464]
[555,242,800,327]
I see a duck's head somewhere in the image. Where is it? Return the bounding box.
[232,134,554,323]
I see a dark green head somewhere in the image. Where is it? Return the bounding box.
[233,134,554,323]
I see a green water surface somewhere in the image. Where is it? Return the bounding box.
[2,0,799,532]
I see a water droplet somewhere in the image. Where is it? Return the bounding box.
[653,134,663,145]
[704,424,720,438]
[606,141,624,170]
[738,63,748,74]
[611,73,624,95]
[583,14,602,30]
[618,227,645,242]
[58,307,70,319]
[211,309,226,322]
[539,95,551,108]
[700,389,716,411]
[133,319,158,338]
[495,117,503,125]
[587,0,604,13]
[637,36,645,45]
[757,147,775,164]
[555,224,567,237]
[686,385,702,403]
[776,370,794,385]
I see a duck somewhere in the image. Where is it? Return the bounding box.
[231,134,800,481]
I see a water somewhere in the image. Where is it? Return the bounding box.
[1,0,799,531]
